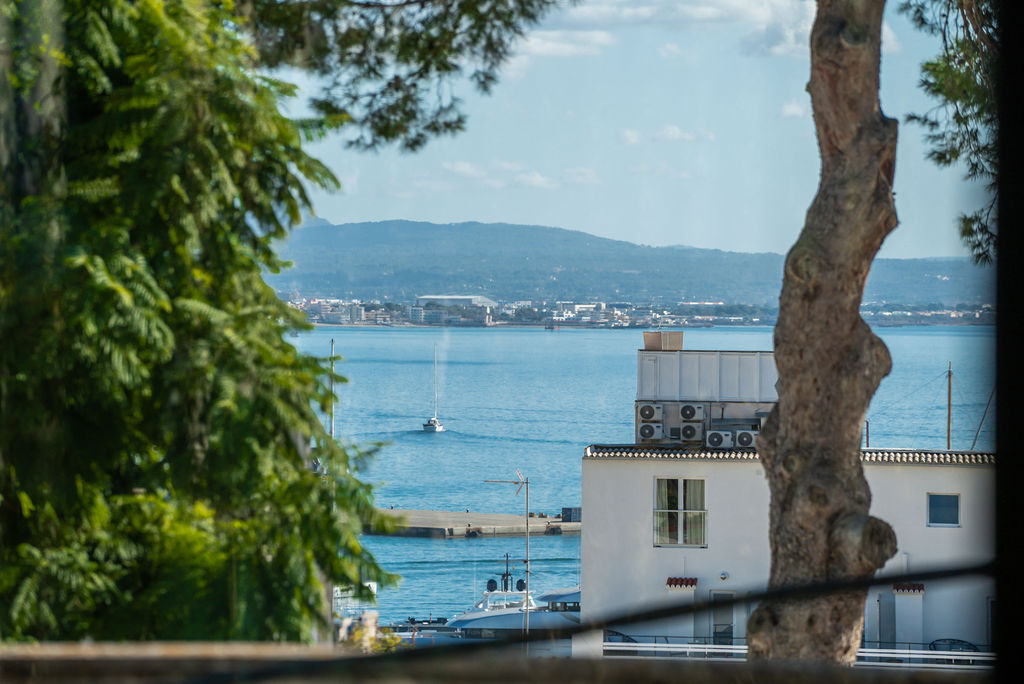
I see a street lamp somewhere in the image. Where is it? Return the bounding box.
[485,469,530,642]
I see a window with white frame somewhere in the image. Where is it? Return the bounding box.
[654,477,707,546]
[927,493,960,526]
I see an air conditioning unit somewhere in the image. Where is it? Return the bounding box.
[637,402,663,422]
[638,423,664,440]
[679,403,705,421]
[706,430,735,448]
[680,422,704,441]
[735,430,759,448]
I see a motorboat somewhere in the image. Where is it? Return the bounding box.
[446,586,581,639]
[445,555,580,641]
[422,344,445,432]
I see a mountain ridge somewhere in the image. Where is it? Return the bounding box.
[265,220,994,306]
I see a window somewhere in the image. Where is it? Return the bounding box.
[654,478,707,546]
[928,493,960,526]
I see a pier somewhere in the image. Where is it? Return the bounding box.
[374,509,581,538]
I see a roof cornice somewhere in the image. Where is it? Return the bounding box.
[583,445,995,466]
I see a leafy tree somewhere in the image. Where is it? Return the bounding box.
[747,0,899,663]
[899,0,997,264]
[1,0,555,640]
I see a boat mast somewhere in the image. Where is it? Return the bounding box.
[433,344,439,420]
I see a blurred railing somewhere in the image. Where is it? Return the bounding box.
[602,639,994,670]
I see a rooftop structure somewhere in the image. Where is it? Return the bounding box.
[416,295,498,309]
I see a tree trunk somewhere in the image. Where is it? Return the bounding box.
[1,0,66,490]
[746,0,899,664]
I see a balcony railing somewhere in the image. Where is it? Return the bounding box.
[602,637,994,670]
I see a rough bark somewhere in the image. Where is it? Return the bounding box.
[746,0,899,664]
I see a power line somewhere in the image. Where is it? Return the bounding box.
[181,561,995,683]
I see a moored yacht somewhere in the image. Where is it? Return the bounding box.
[446,585,581,640]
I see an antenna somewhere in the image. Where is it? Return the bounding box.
[486,470,531,650]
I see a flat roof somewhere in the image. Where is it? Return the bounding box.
[583,445,994,466]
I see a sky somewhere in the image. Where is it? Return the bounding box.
[302,0,986,259]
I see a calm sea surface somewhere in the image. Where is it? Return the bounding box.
[291,325,995,623]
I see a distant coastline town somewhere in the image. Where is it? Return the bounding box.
[285,294,995,329]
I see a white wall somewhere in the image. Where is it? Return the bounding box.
[580,457,770,641]
[579,455,995,650]
[865,463,995,647]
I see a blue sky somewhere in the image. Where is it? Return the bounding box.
[303,0,984,259]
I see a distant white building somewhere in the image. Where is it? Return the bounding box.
[416,294,498,309]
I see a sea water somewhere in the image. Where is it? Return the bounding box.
[291,325,995,623]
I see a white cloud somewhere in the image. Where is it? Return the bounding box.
[519,30,618,58]
[623,125,708,145]
[740,2,816,57]
[564,167,602,185]
[565,0,818,58]
[503,29,617,79]
[569,2,659,24]
[440,160,507,188]
[442,161,487,178]
[621,128,643,145]
[658,42,683,59]
[780,98,807,118]
[655,124,694,142]
[882,21,902,55]
[515,171,559,189]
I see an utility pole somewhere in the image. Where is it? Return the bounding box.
[330,338,336,443]
[947,361,952,450]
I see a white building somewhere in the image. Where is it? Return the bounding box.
[575,446,995,655]
[574,334,996,660]
[416,294,498,309]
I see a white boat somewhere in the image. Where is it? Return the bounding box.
[423,344,445,432]
[446,586,581,640]
[445,556,580,642]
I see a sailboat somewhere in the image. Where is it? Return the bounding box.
[423,344,445,432]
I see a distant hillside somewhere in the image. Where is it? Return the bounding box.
[265,220,994,306]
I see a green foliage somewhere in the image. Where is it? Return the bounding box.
[2,0,553,641]
[899,0,997,264]
[347,624,406,654]
[245,0,562,151]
